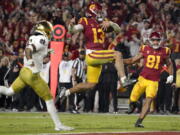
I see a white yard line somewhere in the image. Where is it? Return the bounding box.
[36,131,180,135]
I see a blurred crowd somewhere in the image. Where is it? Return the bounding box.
[0,0,180,114]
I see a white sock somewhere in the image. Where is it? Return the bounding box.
[0,86,15,96]
[45,99,62,128]
[65,89,71,96]
[120,76,127,84]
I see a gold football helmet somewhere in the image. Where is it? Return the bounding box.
[34,20,53,40]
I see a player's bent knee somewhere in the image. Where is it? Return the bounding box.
[130,95,138,102]
[146,96,155,100]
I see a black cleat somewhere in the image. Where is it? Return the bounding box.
[55,87,67,104]
[126,102,137,114]
[134,118,144,128]
[122,78,136,88]
[135,123,144,128]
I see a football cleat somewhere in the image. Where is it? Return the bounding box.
[135,123,144,128]
[134,118,144,128]
[59,87,67,101]
[55,87,67,104]
[55,125,74,131]
[121,78,136,88]
[126,102,137,114]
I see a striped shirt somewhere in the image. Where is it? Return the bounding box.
[72,58,86,79]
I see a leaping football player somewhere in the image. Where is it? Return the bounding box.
[58,1,135,100]
[0,20,74,131]
[124,31,173,127]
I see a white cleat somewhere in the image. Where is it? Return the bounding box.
[55,125,74,131]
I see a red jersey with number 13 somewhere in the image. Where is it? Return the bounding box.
[140,45,170,81]
[78,17,105,50]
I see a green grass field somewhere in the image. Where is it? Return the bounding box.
[0,112,180,135]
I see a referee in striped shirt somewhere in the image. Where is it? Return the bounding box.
[72,50,86,85]
[71,50,86,113]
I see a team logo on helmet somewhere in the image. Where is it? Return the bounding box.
[89,4,96,12]
[86,2,104,22]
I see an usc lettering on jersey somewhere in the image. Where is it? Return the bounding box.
[78,17,105,50]
[140,45,170,81]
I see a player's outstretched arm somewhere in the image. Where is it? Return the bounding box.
[123,53,143,65]
[109,21,121,33]
[101,20,121,33]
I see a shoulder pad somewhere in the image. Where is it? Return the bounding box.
[165,47,171,55]
[78,17,88,25]
[140,45,147,52]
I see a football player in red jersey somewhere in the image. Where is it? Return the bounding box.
[57,2,135,100]
[124,32,173,127]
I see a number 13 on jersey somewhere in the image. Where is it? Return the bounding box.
[92,28,105,44]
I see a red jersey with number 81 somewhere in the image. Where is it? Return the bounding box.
[78,17,105,50]
[140,45,170,81]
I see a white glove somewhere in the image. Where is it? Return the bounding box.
[166,75,173,84]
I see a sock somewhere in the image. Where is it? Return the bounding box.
[0,86,14,96]
[65,89,71,96]
[45,99,62,128]
[120,76,127,84]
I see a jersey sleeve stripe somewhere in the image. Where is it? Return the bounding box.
[88,54,114,59]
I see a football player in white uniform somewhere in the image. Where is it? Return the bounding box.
[0,20,74,131]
